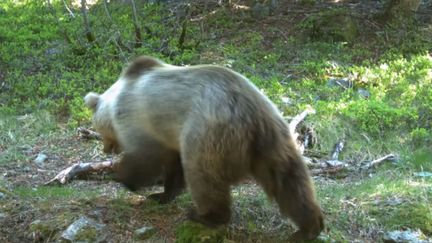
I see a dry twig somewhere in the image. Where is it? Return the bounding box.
[310,166,345,176]
[288,105,316,140]
[45,161,115,185]
[77,127,102,140]
[363,154,396,169]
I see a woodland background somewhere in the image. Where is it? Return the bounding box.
[0,0,431,242]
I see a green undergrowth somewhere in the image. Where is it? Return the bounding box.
[176,222,225,243]
[0,111,58,165]
[319,165,432,241]
[14,185,100,199]
[1,0,431,242]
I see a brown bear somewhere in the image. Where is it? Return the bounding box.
[85,56,324,241]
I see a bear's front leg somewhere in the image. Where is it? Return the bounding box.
[148,156,185,204]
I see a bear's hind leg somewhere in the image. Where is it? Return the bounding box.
[185,167,232,227]
[252,153,324,242]
[180,144,232,227]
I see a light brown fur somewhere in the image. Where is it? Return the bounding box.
[85,56,324,241]
[84,92,121,154]
[122,55,165,81]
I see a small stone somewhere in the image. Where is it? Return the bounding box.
[281,97,292,105]
[0,192,6,199]
[34,153,48,167]
[327,78,352,89]
[134,226,156,240]
[325,160,346,167]
[414,172,432,178]
[357,88,371,99]
[383,229,429,243]
[61,216,106,242]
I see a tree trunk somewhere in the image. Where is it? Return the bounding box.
[383,0,421,21]
[130,0,143,48]
[81,0,96,43]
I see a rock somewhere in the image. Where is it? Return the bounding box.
[281,96,292,105]
[383,229,430,243]
[45,47,62,56]
[302,10,359,42]
[61,216,106,242]
[134,226,157,240]
[414,171,432,178]
[385,197,403,206]
[358,88,371,99]
[325,160,347,167]
[327,78,352,89]
[0,192,6,199]
[34,153,47,167]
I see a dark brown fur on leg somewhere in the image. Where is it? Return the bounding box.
[114,135,182,197]
[148,156,185,204]
[253,158,323,241]
[115,152,163,191]
[184,165,232,227]
[252,127,324,242]
[185,180,232,227]
[281,157,324,242]
[186,205,231,228]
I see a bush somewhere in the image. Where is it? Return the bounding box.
[341,99,415,137]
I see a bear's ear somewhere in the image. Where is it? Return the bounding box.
[84,92,100,111]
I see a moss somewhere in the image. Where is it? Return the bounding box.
[30,220,59,240]
[176,222,225,243]
[74,226,98,242]
[299,8,359,42]
[370,203,432,234]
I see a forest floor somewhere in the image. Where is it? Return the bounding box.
[1,0,431,242]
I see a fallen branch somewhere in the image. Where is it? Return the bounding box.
[331,140,345,160]
[289,105,316,138]
[305,139,348,174]
[45,160,115,185]
[77,127,102,140]
[363,154,396,169]
[310,166,345,176]
[288,106,316,154]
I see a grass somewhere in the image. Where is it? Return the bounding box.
[0,0,431,242]
[0,112,58,165]
[318,167,432,241]
[13,185,100,199]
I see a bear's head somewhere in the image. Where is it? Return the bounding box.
[85,92,121,154]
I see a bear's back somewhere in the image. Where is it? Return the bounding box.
[113,65,283,151]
